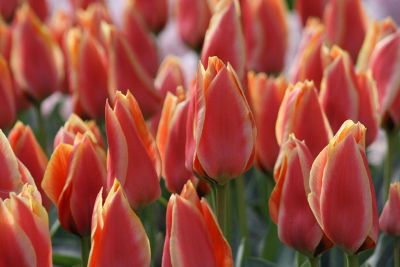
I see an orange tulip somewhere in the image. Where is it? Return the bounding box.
[8,122,50,210]
[10,4,63,101]
[106,91,161,209]
[201,0,246,80]
[241,0,288,73]
[270,135,332,255]
[276,81,332,158]
[42,134,107,236]
[186,57,256,183]
[162,181,233,267]
[0,184,52,267]
[132,0,168,33]
[379,182,400,236]
[308,120,379,253]
[295,0,324,26]
[0,55,16,129]
[88,180,150,267]
[247,72,287,172]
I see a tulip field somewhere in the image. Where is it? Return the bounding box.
[1,0,400,266]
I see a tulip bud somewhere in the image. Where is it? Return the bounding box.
[88,180,150,267]
[132,0,168,33]
[186,57,256,183]
[162,181,233,267]
[201,0,246,80]
[26,0,48,22]
[241,0,288,73]
[247,72,287,172]
[76,3,112,43]
[289,19,325,88]
[0,55,16,129]
[324,0,367,62]
[155,56,186,99]
[0,0,19,21]
[70,0,104,11]
[11,5,64,101]
[270,135,332,255]
[176,0,211,48]
[103,23,161,118]
[8,122,50,210]
[308,120,379,254]
[379,182,400,236]
[42,134,107,236]
[0,184,52,267]
[295,0,324,26]
[276,81,332,158]
[66,27,109,119]
[106,91,161,209]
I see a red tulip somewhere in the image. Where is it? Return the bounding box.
[186,57,256,183]
[0,19,12,61]
[324,0,367,62]
[295,0,324,26]
[201,0,246,80]
[276,81,332,158]
[69,0,104,11]
[0,184,52,267]
[308,120,379,253]
[0,55,16,129]
[88,180,150,267]
[10,4,64,101]
[270,135,332,255]
[8,122,50,209]
[66,27,109,119]
[379,182,400,236]
[103,23,161,118]
[155,56,186,99]
[0,0,19,21]
[241,0,288,73]
[131,0,168,33]
[42,134,107,235]
[26,0,48,22]
[247,72,287,172]
[162,181,233,267]
[106,91,161,209]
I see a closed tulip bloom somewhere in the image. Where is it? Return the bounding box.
[379,182,400,236]
[132,0,168,33]
[0,0,19,21]
[186,57,256,184]
[26,0,49,22]
[324,0,367,62]
[295,0,324,26]
[269,135,332,255]
[42,134,107,235]
[11,5,64,101]
[88,180,150,267]
[289,19,325,89]
[276,81,332,158]
[106,91,161,209]
[0,184,52,267]
[0,55,16,129]
[247,72,287,172]
[201,0,246,80]
[176,0,211,48]
[103,23,161,118]
[155,56,186,99]
[69,0,104,11]
[66,27,109,119]
[241,0,288,73]
[8,122,50,210]
[162,181,233,267]
[308,120,379,254]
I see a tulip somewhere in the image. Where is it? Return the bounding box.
[66,27,109,119]
[88,180,150,267]
[269,135,332,256]
[26,0,48,22]
[308,120,379,254]
[289,19,325,89]
[162,181,233,267]
[176,0,211,48]
[8,122,50,210]
[241,0,288,73]
[201,0,246,80]
[324,0,367,62]
[276,81,332,158]
[247,72,287,172]
[132,0,168,33]
[106,91,161,209]
[10,4,64,101]
[380,182,400,236]
[103,23,161,118]
[319,46,379,144]
[295,0,324,26]
[76,3,112,43]
[42,134,107,236]
[0,184,52,267]
[69,0,104,11]
[0,55,16,129]
[0,19,12,61]
[186,57,256,183]
[0,0,19,21]
[155,55,186,99]
[0,130,35,199]
[121,0,159,77]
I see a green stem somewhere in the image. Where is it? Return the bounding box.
[158,196,168,208]
[395,238,400,267]
[81,235,91,267]
[235,176,249,257]
[384,129,396,201]
[215,183,228,234]
[52,253,81,266]
[308,256,319,267]
[33,103,47,152]
[50,219,60,237]
[345,253,359,267]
